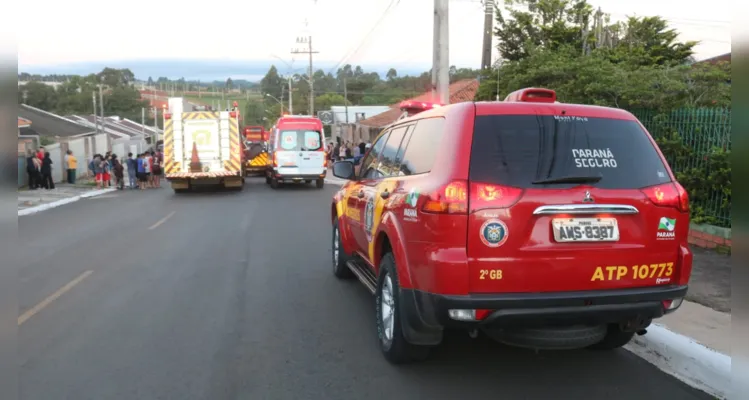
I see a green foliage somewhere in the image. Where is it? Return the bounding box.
[644,109,732,227]
[485,0,732,227]
[656,136,732,227]
[258,63,481,114]
[18,67,150,123]
[494,0,696,67]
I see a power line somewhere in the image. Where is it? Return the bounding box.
[328,0,401,75]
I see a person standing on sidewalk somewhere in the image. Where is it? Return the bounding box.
[93,154,105,189]
[126,153,138,189]
[65,150,77,184]
[144,152,153,188]
[112,154,125,190]
[40,152,55,190]
[26,150,40,189]
[151,152,162,188]
[136,153,147,190]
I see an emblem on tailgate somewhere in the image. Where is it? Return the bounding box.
[479,219,509,248]
[583,190,594,203]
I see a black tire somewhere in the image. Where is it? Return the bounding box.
[305,180,312,184]
[265,175,271,184]
[587,325,636,350]
[316,178,324,189]
[270,177,279,189]
[332,218,353,279]
[174,188,187,194]
[375,253,431,364]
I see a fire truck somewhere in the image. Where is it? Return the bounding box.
[162,99,245,193]
[243,125,270,176]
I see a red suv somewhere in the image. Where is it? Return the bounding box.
[329,88,691,364]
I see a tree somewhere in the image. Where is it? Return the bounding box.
[260,66,284,100]
[315,93,350,111]
[18,82,58,110]
[386,68,398,81]
[494,0,594,62]
[147,76,154,86]
[608,16,697,66]
[476,44,729,110]
[97,67,136,87]
[226,77,233,90]
[494,0,696,67]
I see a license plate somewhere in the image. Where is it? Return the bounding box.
[552,218,619,242]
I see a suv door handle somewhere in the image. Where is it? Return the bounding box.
[380,190,390,199]
[357,191,365,199]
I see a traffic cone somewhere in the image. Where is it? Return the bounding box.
[189,142,202,172]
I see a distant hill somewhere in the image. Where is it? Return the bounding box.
[19,59,431,83]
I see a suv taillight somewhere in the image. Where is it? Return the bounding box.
[640,182,689,213]
[422,180,468,214]
[470,182,524,210]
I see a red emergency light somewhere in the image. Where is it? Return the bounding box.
[229,111,238,118]
[504,88,557,103]
[164,113,172,120]
[398,100,441,116]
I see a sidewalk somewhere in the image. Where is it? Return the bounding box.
[18,183,117,216]
[625,247,731,399]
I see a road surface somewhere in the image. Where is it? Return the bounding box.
[18,178,712,400]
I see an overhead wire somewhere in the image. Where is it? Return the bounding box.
[327,0,401,75]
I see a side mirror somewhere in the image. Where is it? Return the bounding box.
[332,161,356,180]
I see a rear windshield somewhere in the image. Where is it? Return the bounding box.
[470,115,671,189]
[278,130,323,151]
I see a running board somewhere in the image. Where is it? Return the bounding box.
[346,260,377,295]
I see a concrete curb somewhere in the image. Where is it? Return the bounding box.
[625,323,731,399]
[18,188,117,217]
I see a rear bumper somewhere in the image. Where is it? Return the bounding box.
[272,170,327,181]
[399,285,688,345]
[166,171,241,179]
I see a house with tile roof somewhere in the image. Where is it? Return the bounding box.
[349,79,480,143]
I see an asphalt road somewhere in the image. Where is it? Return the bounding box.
[18,178,713,400]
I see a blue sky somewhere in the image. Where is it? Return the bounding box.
[16,0,731,81]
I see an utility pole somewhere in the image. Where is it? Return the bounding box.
[141,108,145,137]
[288,77,293,114]
[432,0,450,105]
[99,84,110,150]
[343,77,349,141]
[481,0,494,70]
[93,92,99,134]
[291,35,319,115]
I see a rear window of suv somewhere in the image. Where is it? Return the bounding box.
[469,115,672,189]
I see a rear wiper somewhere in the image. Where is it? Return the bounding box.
[531,175,602,185]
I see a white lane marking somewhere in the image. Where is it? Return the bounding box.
[149,211,176,230]
[18,270,94,325]
[240,213,251,231]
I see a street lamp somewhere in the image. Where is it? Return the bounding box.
[265,93,284,110]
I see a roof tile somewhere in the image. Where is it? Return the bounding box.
[358,79,479,127]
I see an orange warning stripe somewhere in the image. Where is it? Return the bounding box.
[225,117,242,172]
[163,119,178,174]
[248,152,269,167]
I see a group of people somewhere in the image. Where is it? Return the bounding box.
[90,151,163,190]
[328,141,370,165]
[25,146,59,190]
